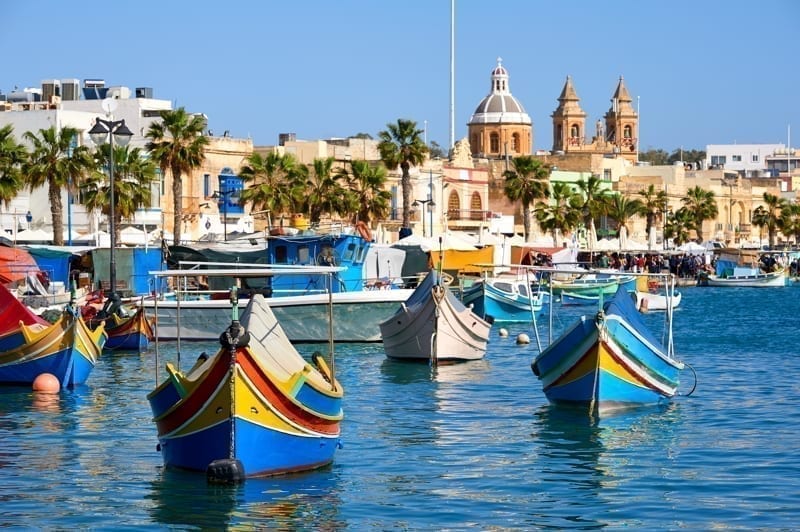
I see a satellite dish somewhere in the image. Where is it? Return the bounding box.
[101,98,117,114]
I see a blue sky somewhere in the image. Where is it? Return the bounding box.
[2,1,798,153]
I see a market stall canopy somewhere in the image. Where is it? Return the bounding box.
[0,245,40,284]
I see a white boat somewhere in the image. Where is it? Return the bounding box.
[380,269,490,363]
[146,267,413,342]
[705,269,786,288]
[634,290,682,311]
[703,249,787,288]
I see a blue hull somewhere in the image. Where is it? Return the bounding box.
[532,286,683,414]
[158,417,339,477]
[104,332,149,351]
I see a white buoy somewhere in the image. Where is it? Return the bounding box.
[516,333,530,344]
[498,328,509,337]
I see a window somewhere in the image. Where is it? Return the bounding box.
[603,169,612,181]
[732,155,742,162]
[490,133,500,153]
[752,154,759,163]
[511,133,520,152]
[711,155,727,166]
[470,192,482,220]
[623,125,632,139]
[274,245,288,264]
[203,174,211,197]
[341,243,356,262]
[448,190,461,220]
[297,245,310,264]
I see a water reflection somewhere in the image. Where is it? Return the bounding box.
[528,403,682,528]
[147,467,343,529]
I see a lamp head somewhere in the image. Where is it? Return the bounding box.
[88,119,109,146]
[113,121,134,147]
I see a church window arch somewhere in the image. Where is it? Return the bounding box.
[623,125,633,139]
[448,190,461,221]
[511,133,520,152]
[470,192,483,220]
[490,132,500,153]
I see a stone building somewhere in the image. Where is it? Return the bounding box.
[467,59,532,159]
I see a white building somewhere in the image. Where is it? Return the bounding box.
[705,143,784,178]
[0,79,172,238]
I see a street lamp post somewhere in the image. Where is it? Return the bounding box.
[662,201,670,251]
[412,198,435,238]
[88,117,133,300]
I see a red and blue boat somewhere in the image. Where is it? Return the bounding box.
[532,285,684,415]
[0,283,106,388]
[147,292,343,480]
[102,306,155,351]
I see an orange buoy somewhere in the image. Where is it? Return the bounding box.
[356,221,373,242]
[32,373,60,394]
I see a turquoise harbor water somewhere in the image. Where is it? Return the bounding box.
[1,286,799,529]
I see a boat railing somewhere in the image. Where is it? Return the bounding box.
[147,264,344,385]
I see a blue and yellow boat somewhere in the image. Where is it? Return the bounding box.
[147,293,343,480]
[101,306,155,351]
[531,285,684,415]
[0,283,106,388]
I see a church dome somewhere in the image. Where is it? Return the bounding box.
[469,58,531,126]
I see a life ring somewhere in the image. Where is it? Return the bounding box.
[356,221,372,242]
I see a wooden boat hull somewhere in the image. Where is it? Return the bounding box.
[102,307,155,351]
[148,295,343,477]
[381,270,490,362]
[460,278,545,322]
[0,308,106,388]
[532,287,683,414]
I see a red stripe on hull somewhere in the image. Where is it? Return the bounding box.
[236,348,340,435]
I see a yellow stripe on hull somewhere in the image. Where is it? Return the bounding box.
[234,366,324,437]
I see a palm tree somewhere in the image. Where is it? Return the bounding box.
[0,125,27,208]
[302,157,344,224]
[145,108,208,245]
[756,192,788,248]
[575,174,610,248]
[81,144,158,243]
[503,156,550,241]
[666,207,693,246]
[377,119,428,230]
[681,186,718,242]
[605,194,644,249]
[239,151,304,227]
[22,126,95,246]
[779,202,800,245]
[533,181,581,247]
[637,184,668,243]
[340,159,392,225]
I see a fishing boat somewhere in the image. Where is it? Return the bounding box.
[633,289,682,311]
[380,269,491,363]
[147,269,343,481]
[145,279,413,343]
[702,248,787,287]
[0,283,106,388]
[549,273,637,297]
[559,274,637,306]
[100,306,155,351]
[459,275,548,322]
[531,284,684,415]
